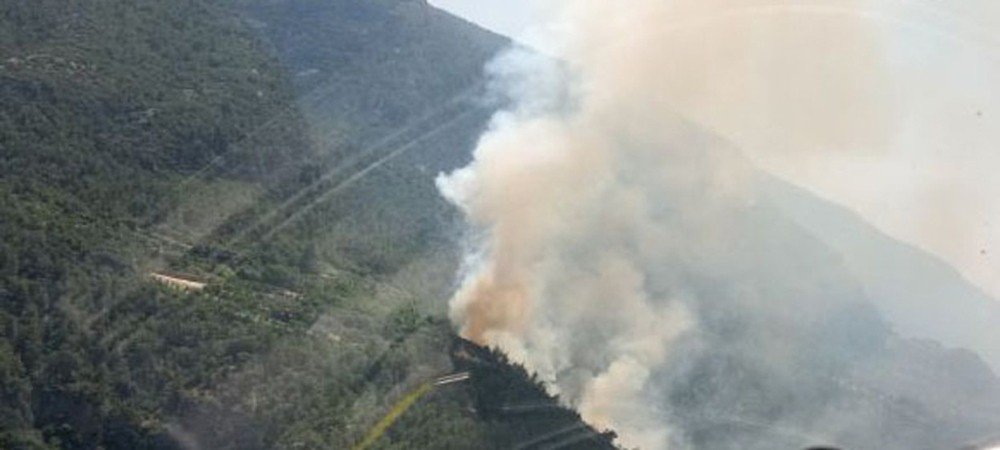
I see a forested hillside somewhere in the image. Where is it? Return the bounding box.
[1,1,314,446]
[0,1,614,448]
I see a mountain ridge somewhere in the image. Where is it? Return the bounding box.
[761,174,1000,372]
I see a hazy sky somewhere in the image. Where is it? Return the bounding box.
[429,0,542,45]
[430,0,1000,301]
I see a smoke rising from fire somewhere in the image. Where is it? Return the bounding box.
[436,1,994,448]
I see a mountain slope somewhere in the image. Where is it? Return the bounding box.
[238,3,1000,448]
[1,1,316,446]
[761,175,1000,371]
[223,0,508,302]
[0,1,608,449]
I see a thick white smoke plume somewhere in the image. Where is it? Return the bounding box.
[437,1,997,449]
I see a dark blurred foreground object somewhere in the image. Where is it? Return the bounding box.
[450,337,620,450]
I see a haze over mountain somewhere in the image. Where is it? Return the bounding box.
[434,0,1000,306]
[438,1,1000,449]
[763,176,1000,372]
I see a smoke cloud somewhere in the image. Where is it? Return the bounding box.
[438,1,1000,449]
